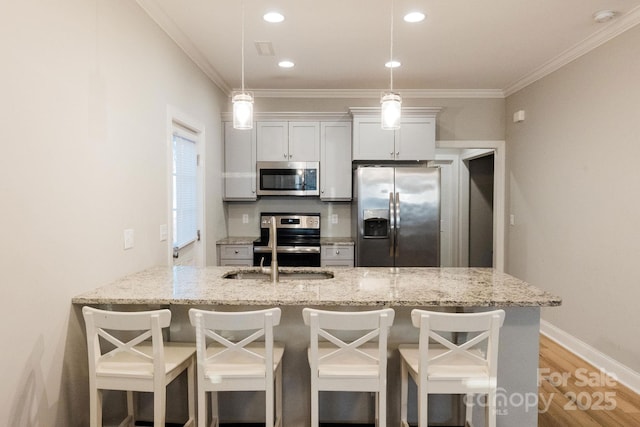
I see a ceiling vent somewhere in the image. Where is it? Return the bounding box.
[254,41,275,56]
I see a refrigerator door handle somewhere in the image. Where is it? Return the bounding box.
[395,192,400,257]
[389,192,395,257]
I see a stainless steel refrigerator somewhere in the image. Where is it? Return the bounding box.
[353,165,440,267]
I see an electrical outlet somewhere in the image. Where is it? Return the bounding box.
[124,229,134,249]
[330,214,339,224]
[242,214,249,224]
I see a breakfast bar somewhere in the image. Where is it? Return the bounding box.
[72,266,561,426]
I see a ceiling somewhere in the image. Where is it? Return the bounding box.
[138,0,640,98]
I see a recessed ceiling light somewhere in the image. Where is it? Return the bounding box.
[278,60,295,68]
[593,10,616,23]
[404,11,425,23]
[385,60,401,68]
[263,12,284,23]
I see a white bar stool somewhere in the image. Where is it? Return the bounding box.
[82,306,196,427]
[399,309,505,427]
[302,307,395,427]
[189,307,284,427]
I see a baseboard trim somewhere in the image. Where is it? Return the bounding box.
[540,320,640,394]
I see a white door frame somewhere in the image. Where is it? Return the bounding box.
[437,141,506,271]
[166,105,206,267]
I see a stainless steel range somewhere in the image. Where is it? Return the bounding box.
[253,212,321,267]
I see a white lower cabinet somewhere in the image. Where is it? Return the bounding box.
[217,244,253,266]
[321,245,354,267]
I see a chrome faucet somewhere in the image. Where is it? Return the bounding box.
[260,215,279,282]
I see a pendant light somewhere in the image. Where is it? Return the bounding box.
[232,1,253,129]
[381,0,401,130]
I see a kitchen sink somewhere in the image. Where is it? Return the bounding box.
[223,270,334,280]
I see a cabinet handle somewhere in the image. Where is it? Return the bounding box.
[336,249,340,255]
[289,154,293,159]
[396,151,400,155]
[234,250,239,254]
[283,153,287,158]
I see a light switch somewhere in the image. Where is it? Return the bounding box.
[124,229,134,249]
[160,224,168,241]
[330,214,339,224]
[510,214,515,226]
[242,214,249,224]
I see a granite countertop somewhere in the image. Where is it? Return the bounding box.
[217,237,354,245]
[320,237,354,245]
[72,266,561,308]
[216,236,257,245]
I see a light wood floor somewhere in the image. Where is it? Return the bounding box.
[538,334,640,426]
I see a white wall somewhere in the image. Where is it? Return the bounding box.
[506,25,640,372]
[0,0,226,424]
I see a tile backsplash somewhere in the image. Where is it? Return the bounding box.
[225,199,352,237]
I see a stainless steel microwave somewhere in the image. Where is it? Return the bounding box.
[257,161,319,196]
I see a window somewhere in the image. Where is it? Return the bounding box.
[172,129,198,250]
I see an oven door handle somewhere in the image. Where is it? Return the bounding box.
[253,246,320,254]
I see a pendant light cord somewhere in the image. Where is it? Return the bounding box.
[241,1,245,93]
[389,0,394,92]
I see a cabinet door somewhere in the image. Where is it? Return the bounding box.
[321,245,354,267]
[217,244,254,266]
[395,117,436,161]
[352,117,395,160]
[224,122,256,200]
[320,122,352,200]
[289,121,320,161]
[257,122,289,161]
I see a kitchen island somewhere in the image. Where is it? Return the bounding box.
[73,266,561,426]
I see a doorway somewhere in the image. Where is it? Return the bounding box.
[167,107,205,267]
[436,141,505,271]
[468,153,494,267]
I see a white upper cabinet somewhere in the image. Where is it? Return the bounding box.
[257,121,320,162]
[223,122,256,201]
[395,117,436,161]
[350,107,439,161]
[352,116,395,160]
[256,122,288,161]
[320,121,352,200]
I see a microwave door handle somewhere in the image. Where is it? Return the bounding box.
[389,192,395,257]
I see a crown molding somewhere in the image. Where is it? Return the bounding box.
[135,0,231,94]
[504,5,640,97]
[250,88,505,99]
[221,111,352,122]
[349,106,442,117]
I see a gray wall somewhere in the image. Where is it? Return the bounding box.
[1,1,226,424]
[505,25,640,372]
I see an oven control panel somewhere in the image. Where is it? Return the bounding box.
[260,213,320,230]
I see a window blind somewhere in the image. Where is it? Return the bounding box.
[172,132,197,249]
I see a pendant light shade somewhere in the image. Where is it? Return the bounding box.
[233,1,253,129]
[381,0,401,130]
[232,91,254,130]
[381,92,402,130]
